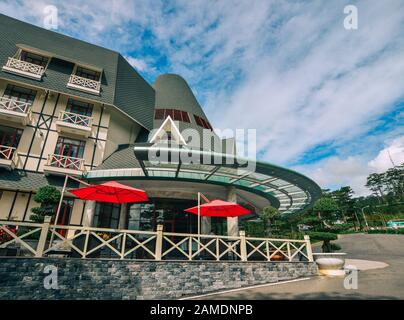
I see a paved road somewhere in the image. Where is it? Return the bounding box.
[199,234,404,300]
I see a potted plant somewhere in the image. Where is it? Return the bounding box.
[308,231,346,275]
[0,225,18,256]
[15,186,61,255]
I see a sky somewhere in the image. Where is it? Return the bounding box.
[0,0,403,196]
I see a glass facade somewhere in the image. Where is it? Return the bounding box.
[127,198,198,233]
[92,198,228,235]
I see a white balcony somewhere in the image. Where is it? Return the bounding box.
[0,97,31,125]
[2,57,45,80]
[0,145,19,170]
[55,111,93,138]
[67,74,101,95]
[43,154,85,177]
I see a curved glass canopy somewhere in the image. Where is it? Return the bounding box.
[85,144,322,216]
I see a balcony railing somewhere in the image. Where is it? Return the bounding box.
[46,154,85,171]
[67,74,101,94]
[0,97,31,114]
[0,219,314,262]
[0,145,16,160]
[2,57,45,80]
[0,145,18,170]
[58,111,93,128]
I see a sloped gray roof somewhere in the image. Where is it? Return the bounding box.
[153,74,208,117]
[0,14,155,130]
[0,170,78,191]
[94,145,141,170]
[152,73,221,151]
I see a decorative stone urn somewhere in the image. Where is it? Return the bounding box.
[313,253,347,276]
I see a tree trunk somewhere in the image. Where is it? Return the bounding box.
[322,240,332,253]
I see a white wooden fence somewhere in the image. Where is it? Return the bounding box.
[0,218,313,262]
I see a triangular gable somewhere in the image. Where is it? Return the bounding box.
[149,116,187,145]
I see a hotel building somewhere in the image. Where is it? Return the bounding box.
[0,14,321,237]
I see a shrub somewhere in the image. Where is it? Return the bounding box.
[0,226,17,244]
[330,242,342,251]
[243,220,265,237]
[307,231,338,253]
[307,231,338,241]
[30,186,61,223]
[368,229,404,235]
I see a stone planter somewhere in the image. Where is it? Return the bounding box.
[313,253,346,276]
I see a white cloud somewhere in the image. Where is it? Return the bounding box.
[125,56,148,72]
[368,136,404,172]
[1,0,403,194]
[295,136,404,196]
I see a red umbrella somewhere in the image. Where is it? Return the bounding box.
[184,199,251,218]
[69,181,148,204]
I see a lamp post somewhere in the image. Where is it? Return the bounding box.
[360,205,370,231]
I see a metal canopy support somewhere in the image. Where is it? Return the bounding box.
[229,172,251,184]
[204,166,220,180]
[175,160,182,178]
[138,160,149,177]
[49,174,90,249]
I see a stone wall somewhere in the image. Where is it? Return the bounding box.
[0,257,318,300]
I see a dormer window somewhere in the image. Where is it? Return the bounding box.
[2,50,49,80]
[67,65,102,95]
[20,51,49,68]
[75,66,101,82]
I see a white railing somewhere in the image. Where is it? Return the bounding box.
[0,145,16,160]
[46,154,85,171]
[0,96,31,114]
[58,110,93,128]
[0,219,314,262]
[4,57,45,76]
[68,74,101,92]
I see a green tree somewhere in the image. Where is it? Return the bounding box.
[331,186,359,228]
[313,196,338,222]
[308,231,338,253]
[366,173,386,202]
[30,186,61,223]
[259,206,279,236]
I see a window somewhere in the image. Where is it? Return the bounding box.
[20,51,49,67]
[65,99,93,117]
[173,109,182,121]
[193,115,213,130]
[3,84,37,104]
[75,66,101,81]
[154,108,191,123]
[193,115,203,127]
[181,111,190,123]
[154,109,165,120]
[54,199,74,236]
[54,137,85,159]
[0,126,22,159]
[165,109,174,119]
[93,203,121,229]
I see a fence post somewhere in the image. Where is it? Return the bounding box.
[304,235,314,262]
[239,230,247,262]
[36,216,51,257]
[155,224,163,261]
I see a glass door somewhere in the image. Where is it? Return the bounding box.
[0,126,22,159]
[53,137,85,169]
[55,199,74,236]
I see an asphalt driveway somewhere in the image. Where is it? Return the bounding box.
[197,234,404,300]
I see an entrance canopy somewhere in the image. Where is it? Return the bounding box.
[85,144,322,217]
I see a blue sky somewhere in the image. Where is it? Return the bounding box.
[1,0,403,195]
